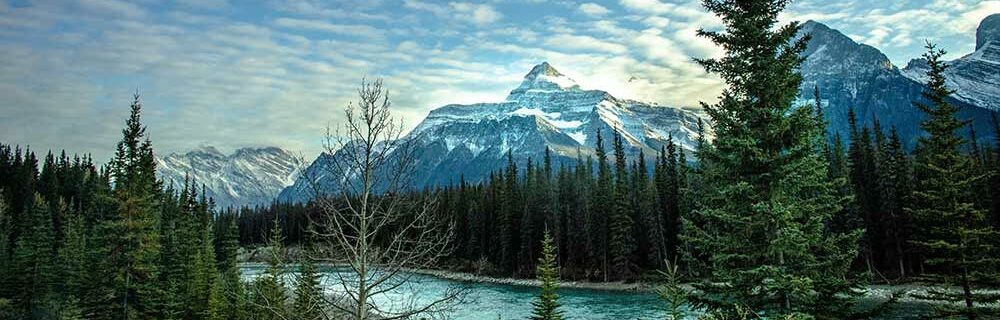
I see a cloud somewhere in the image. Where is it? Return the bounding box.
[450,2,503,25]
[175,0,231,10]
[268,0,392,21]
[544,34,627,54]
[579,3,610,17]
[4,0,997,162]
[619,0,675,14]
[273,18,385,39]
[77,0,147,19]
[403,0,502,26]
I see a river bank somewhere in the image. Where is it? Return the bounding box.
[241,262,1000,319]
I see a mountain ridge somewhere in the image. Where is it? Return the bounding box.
[798,19,996,147]
[278,17,1000,204]
[901,14,1000,112]
[278,62,708,203]
[157,146,307,208]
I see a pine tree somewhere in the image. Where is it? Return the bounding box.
[592,130,613,281]
[252,217,288,319]
[682,121,712,278]
[109,92,162,319]
[663,137,681,264]
[58,208,87,304]
[79,175,119,320]
[609,130,635,281]
[217,212,247,320]
[565,153,590,272]
[879,128,912,277]
[58,296,85,320]
[907,43,1000,319]
[192,191,217,319]
[520,158,539,275]
[634,150,657,269]
[499,150,520,273]
[0,189,11,304]
[683,0,861,316]
[205,273,226,320]
[12,194,58,313]
[530,230,563,320]
[294,222,323,320]
[657,259,687,320]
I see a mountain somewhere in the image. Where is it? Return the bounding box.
[280,19,1000,203]
[799,20,997,146]
[902,14,1000,112]
[157,146,307,208]
[278,62,707,203]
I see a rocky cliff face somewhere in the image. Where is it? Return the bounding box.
[157,146,306,208]
[902,14,1000,112]
[799,20,996,146]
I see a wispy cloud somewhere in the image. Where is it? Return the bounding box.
[0,0,993,161]
[273,18,385,39]
[579,3,611,17]
[403,0,502,26]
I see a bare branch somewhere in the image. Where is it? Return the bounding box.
[306,78,463,320]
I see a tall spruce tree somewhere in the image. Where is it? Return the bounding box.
[682,0,860,316]
[217,212,247,320]
[0,189,11,305]
[109,92,163,319]
[879,128,912,277]
[593,130,613,281]
[294,222,323,320]
[609,130,635,280]
[499,150,520,273]
[663,137,681,264]
[58,207,87,308]
[530,230,563,320]
[12,194,58,313]
[907,43,1000,319]
[634,150,657,269]
[252,217,289,319]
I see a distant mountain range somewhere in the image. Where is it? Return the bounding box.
[156,146,306,208]
[901,14,1000,112]
[277,62,707,203]
[799,16,998,146]
[254,16,1000,204]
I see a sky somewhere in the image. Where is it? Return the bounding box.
[1,0,997,162]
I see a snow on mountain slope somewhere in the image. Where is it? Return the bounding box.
[157,146,307,208]
[279,62,707,203]
[411,62,705,156]
[281,19,1000,203]
[798,20,997,147]
[902,14,1000,112]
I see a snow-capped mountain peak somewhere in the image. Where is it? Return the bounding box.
[279,63,707,203]
[508,62,582,100]
[797,20,996,150]
[901,14,1000,112]
[157,146,307,208]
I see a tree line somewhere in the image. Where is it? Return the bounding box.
[0,94,328,319]
[235,1,1000,318]
[3,0,1000,318]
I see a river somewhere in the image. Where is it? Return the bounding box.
[242,265,941,319]
[242,265,671,319]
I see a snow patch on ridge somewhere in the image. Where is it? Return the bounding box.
[511,107,584,129]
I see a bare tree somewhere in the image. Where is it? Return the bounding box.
[306,78,463,320]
